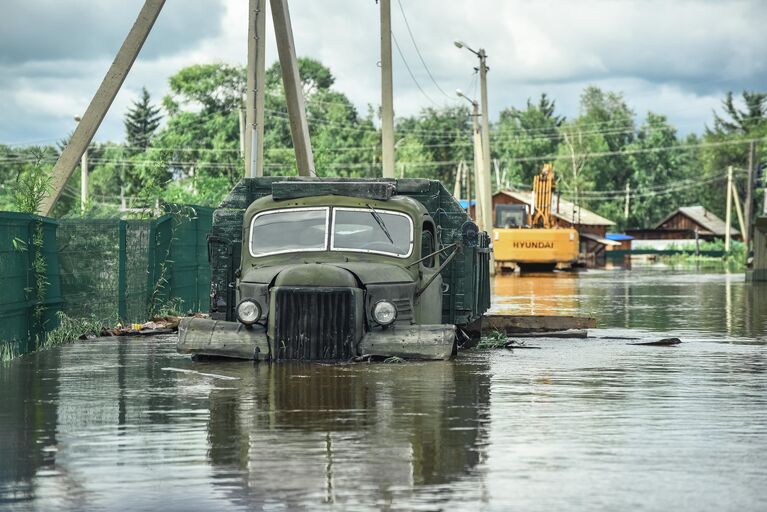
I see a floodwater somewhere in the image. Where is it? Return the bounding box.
[1,264,766,511]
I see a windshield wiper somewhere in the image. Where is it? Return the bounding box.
[366,203,394,244]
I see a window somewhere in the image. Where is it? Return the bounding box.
[331,207,413,258]
[496,205,528,228]
[249,207,329,257]
[421,225,435,268]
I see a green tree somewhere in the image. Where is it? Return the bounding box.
[702,90,767,222]
[495,93,564,187]
[554,119,607,211]
[396,105,472,185]
[124,87,162,151]
[624,113,689,229]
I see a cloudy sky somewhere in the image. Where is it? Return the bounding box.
[1,0,765,145]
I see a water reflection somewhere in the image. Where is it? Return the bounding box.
[198,359,491,508]
[492,266,767,339]
[1,267,766,511]
[0,339,490,510]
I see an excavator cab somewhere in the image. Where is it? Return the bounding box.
[495,204,529,228]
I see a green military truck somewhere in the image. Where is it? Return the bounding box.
[177,177,490,361]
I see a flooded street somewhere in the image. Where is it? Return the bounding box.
[2,265,766,511]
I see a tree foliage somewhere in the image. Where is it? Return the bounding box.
[124,87,162,151]
[0,58,763,228]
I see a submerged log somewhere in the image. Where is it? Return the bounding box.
[506,329,587,339]
[628,337,682,346]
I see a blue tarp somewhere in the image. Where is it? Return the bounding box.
[606,233,634,241]
[458,199,476,209]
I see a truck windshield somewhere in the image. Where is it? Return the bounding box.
[331,208,413,257]
[249,207,328,257]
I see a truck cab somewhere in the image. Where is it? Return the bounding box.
[178,179,489,362]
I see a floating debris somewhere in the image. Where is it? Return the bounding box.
[504,340,541,349]
[161,367,241,381]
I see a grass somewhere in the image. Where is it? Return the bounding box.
[477,330,509,349]
[0,342,22,363]
[41,311,114,350]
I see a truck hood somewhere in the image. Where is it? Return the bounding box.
[242,262,415,286]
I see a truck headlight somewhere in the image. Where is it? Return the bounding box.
[372,300,397,326]
[236,299,261,325]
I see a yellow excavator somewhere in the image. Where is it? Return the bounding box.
[493,164,579,272]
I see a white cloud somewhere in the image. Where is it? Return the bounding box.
[1,0,765,144]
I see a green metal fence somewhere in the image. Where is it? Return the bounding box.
[1,205,213,359]
[0,212,62,358]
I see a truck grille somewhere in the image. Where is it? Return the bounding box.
[273,287,357,360]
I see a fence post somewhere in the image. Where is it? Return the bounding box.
[146,219,157,318]
[118,220,127,322]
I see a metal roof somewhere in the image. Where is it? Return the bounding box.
[654,206,739,236]
[580,232,622,246]
[494,190,616,226]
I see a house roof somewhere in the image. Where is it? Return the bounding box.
[494,190,616,227]
[580,232,621,246]
[654,206,739,236]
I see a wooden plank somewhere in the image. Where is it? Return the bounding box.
[471,314,596,336]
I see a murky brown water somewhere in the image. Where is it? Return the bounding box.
[1,265,766,511]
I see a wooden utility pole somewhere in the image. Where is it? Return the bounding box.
[744,141,757,245]
[732,182,747,239]
[725,166,733,252]
[245,0,266,178]
[38,0,166,215]
[270,0,315,176]
[380,0,395,178]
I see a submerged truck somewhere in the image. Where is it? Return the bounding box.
[177,178,490,361]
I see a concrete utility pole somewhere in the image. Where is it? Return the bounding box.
[457,90,484,230]
[471,102,485,232]
[380,0,396,178]
[245,0,267,178]
[725,165,733,252]
[764,163,767,215]
[453,161,462,199]
[38,0,166,216]
[270,0,315,176]
[744,140,757,245]
[80,148,89,213]
[624,182,630,220]
[455,42,493,243]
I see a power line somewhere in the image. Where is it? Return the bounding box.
[395,0,454,101]
[391,30,438,107]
